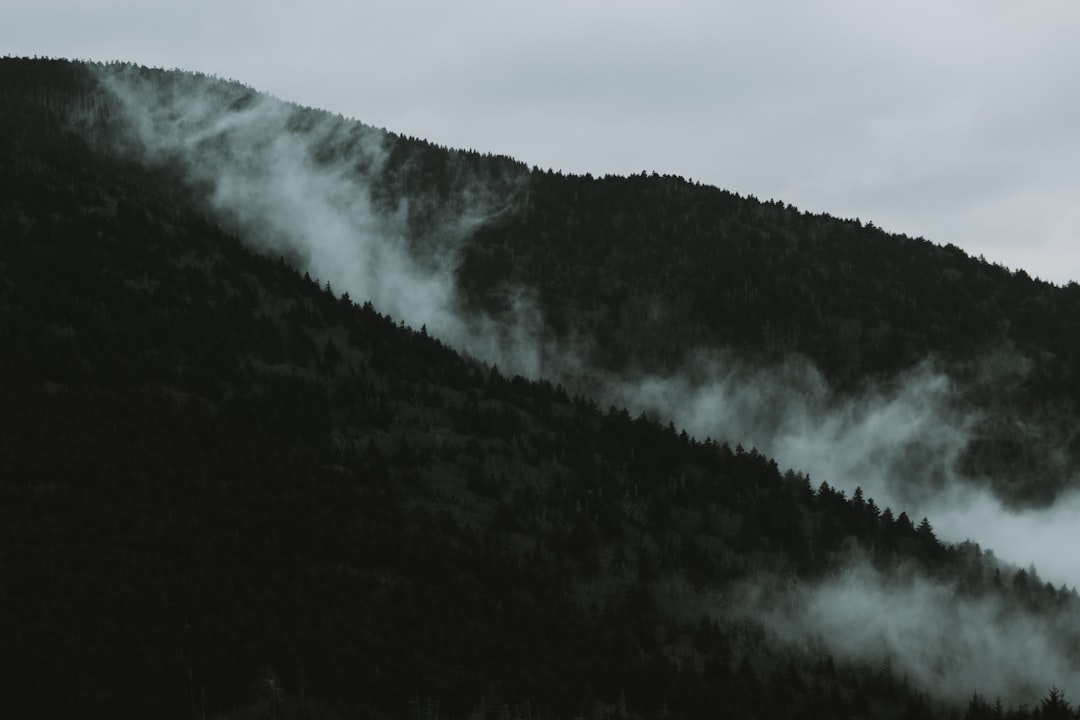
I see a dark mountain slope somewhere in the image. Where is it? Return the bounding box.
[473,169,1080,381]
[11,56,1073,507]
[465,171,1080,505]
[3,57,1080,719]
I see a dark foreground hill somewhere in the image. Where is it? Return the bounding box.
[2,57,1080,719]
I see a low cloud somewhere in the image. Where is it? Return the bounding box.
[726,555,1080,707]
[612,351,1080,588]
[93,65,540,371]
[100,68,450,323]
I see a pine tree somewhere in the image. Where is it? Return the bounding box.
[1040,686,1071,720]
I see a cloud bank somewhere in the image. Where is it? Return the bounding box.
[93,66,575,378]
[727,555,1080,707]
[614,352,1080,589]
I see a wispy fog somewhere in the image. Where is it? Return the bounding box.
[93,66,556,375]
[615,351,1080,589]
[727,555,1080,706]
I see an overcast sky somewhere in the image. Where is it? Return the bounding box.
[6,1,1079,283]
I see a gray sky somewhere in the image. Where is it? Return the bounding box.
[6,0,1080,283]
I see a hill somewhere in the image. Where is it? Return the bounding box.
[27,57,1076,511]
[2,57,1080,719]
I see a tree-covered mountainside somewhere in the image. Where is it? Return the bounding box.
[9,56,1071,508]
[461,172,1080,509]
[3,57,1080,719]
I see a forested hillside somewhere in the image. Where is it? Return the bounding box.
[3,57,1080,719]
[21,55,1073,509]
[461,169,1080,508]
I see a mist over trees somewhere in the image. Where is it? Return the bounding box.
[3,56,1080,719]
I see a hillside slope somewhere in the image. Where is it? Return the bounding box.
[23,57,1076,510]
[3,57,1080,719]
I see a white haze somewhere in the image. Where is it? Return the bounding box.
[614,353,1080,589]
[100,69,462,336]
[90,66,1080,708]
[726,556,1080,706]
[96,67,568,378]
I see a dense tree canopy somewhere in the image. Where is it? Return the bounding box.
[2,57,1079,719]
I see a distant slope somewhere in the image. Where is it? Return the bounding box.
[3,57,1080,719]
[478,170,1080,376]
[9,56,1078,507]
[466,171,1080,505]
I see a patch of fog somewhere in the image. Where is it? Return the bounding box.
[931,488,1080,591]
[612,351,1080,589]
[724,555,1080,706]
[92,65,546,372]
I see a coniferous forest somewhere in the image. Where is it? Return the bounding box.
[3,57,1080,719]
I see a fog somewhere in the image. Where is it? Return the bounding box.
[100,69,426,315]
[93,66,562,377]
[612,352,1080,590]
[725,554,1080,706]
[622,351,1080,704]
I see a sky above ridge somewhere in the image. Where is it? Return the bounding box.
[5,0,1079,284]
